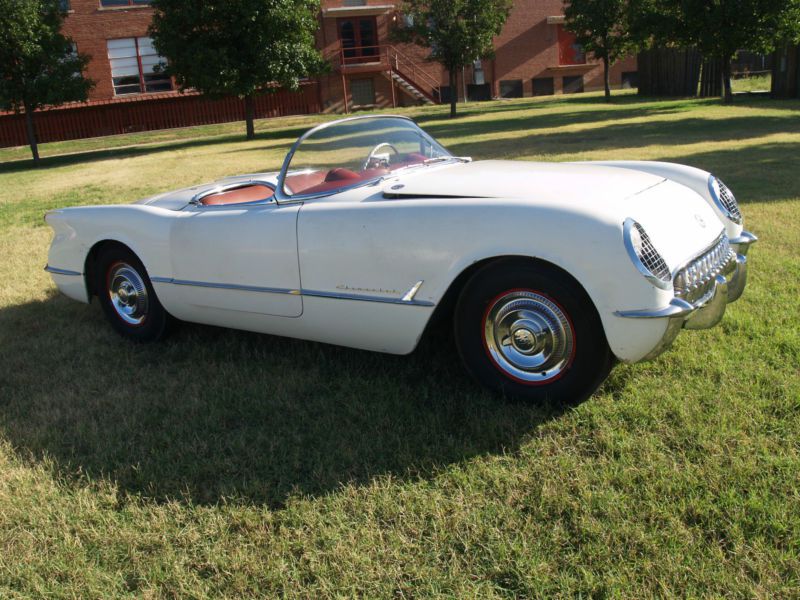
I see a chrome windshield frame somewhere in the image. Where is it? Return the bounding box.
[274,115,454,203]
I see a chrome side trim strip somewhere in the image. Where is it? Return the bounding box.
[44,265,82,277]
[151,277,299,295]
[401,280,424,302]
[301,288,435,307]
[150,277,434,307]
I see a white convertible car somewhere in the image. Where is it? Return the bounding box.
[45,115,756,402]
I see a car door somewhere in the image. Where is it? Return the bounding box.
[169,200,302,318]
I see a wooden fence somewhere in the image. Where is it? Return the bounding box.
[0,83,320,148]
[772,44,800,99]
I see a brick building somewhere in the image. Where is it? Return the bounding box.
[0,0,637,147]
[317,0,637,112]
[61,0,636,108]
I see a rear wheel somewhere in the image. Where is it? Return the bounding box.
[454,259,613,403]
[95,245,171,342]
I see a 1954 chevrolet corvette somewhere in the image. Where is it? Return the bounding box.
[45,115,757,402]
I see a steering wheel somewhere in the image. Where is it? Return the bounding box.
[363,142,401,170]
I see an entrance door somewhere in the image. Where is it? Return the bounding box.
[338,17,378,63]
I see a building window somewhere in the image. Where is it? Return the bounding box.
[557,25,586,65]
[499,79,523,98]
[563,75,584,94]
[59,0,70,10]
[351,78,375,106]
[532,77,555,96]
[101,0,151,6]
[338,17,378,63]
[107,37,171,95]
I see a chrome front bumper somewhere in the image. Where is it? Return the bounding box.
[616,230,757,360]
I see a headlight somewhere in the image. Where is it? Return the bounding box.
[623,218,672,290]
[708,176,742,224]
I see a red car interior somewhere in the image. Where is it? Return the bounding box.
[199,153,433,204]
[200,184,275,206]
[285,152,429,196]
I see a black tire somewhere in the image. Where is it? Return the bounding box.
[95,244,171,342]
[454,259,613,404]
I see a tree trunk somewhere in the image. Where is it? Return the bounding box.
[23,101,40,164]
[721,56,733,103]
[244,94,256,139]
[448,69,457,118]
[603,56,611,101]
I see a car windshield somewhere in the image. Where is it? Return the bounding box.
[280,116,453,197]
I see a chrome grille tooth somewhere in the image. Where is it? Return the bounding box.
[673,234,733,303]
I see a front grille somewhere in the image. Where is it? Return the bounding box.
[634,222,671,282]
[717,180,742,223]
[673,234,735,303]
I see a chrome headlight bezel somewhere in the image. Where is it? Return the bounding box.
[708,175,743,225]
[623,218,673,290]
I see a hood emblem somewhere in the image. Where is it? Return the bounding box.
[695,214,706,228]
[391,184,405,190]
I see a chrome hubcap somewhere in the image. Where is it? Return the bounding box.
[484,291,574,383]
[108,263,148,325]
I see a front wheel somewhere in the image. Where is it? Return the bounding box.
[95,245,171,342]
[454,260,613,404]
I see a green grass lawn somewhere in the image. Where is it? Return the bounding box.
[1,92,799,597]
[732,73,772,93]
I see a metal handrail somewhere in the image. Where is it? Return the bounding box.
[325,42,440,103]
[386,46,440,93]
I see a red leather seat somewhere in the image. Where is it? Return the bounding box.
[325,168,361,182]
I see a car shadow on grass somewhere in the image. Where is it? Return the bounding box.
[0,292,588,509]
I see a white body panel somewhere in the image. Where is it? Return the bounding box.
[45,154,742,363]
[168,202,302,317]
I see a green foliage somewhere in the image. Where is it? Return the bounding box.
[0,0,93,112]
[148,0,325,98]
[637,0,800,59]
[395,0,512,116]
[564,0,637,64]
[564,0,639,99]
[395,0,512,70]
[629,0,800,101]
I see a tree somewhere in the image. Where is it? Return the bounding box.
[564,0,638,101]
[0,0,93,163]
[394,0,512,118]
[635,0,800,103]
[149,0,325,139]
[680,0,800,102]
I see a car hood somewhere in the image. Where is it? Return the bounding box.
[384,159,723,270]
[384,160,664,202]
